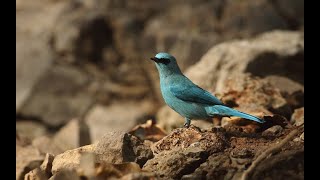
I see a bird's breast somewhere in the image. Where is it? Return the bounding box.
[159,78,208,119]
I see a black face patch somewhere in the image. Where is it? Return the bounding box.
[150,57,170,65]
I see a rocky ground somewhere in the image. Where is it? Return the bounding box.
[17,0,304,179]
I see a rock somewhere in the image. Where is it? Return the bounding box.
[221,74,292,119]
[51,145,95,174]
[78,152,95,178]
[49,2,156,104]
[95,131,154,167]
[156,106,185,131]
[291,107,304,126]
[32,136,63,155]
[18,65,94,128]
[52,119,80,152]
[52,132,153,173]
[143,127,228,179]
[85,102,154,142]
[16,120,47,141]
[24,154,54,180]
[16,0,67,109]
[16,144,44,180]
[265,75,304,108]
[129,120,167,142]
[49,170,80,180]
[262,125,283,136]
[24,168,47,180]
[181,153,232,180]
[264,75,304,96]
[40,153,54,177]
[143,147,209,179]
[300,132,304,141]
[119,172,156,180]
[185,30,304,93]
[272,0,304,27]
[219,0,288,38]
[222,74,287,109]
[96,162,143,179]
[152,127,227,154]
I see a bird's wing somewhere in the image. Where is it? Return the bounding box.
[169,82,224,105]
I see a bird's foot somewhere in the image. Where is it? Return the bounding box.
[183,118,191,128]
[183,122,190,128]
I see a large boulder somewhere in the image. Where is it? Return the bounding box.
[185,30,303,93]
[51,131,153,173]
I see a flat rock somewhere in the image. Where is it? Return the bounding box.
[16,120,47,141]
[51,145,95,174]
[185,30,304,93]
[291,107,304,126]
[16,0,67,109]
[94,131,154,167]
[85,102,154,142]
[49,170,80,180]
[16,144,44,180]
[32,136,63,155]
[51,132,153,174]
[152,127,227,154]
[52,119,80,152]
[143,127,228,179]
[143,147,209,179]
[24,168,47,180]
[18,65,93,128]
[262,125,283,136]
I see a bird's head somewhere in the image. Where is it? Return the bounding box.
[150,52,181,75]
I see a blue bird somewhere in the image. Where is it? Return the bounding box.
[150,52,265,128]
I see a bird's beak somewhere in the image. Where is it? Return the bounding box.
[150,57,158,62]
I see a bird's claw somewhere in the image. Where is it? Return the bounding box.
[183,122,190,128]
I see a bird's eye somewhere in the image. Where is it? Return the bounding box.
[160,58,170,65]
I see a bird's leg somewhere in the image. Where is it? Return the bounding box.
[184,118,191,128]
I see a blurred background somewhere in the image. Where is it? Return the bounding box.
[16,0,303,152]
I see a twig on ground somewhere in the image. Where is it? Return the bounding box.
[241,126,303,180]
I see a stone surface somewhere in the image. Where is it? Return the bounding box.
[262,125,283,136]
[51,145,95,174]
[52,119,80,152]
[16,120,47,141]
[32,136,63,155]
[129,120,167,142]
[16,0,67,109]
[40,153,55,176]
[291,107,304,126]
[49,170,80,180]
[24,154,54,180]
[16,144,44,180]
[119,172,156,180]
[152,127,227,154]
[51,132,153,174]
[143,127,228,179]
[300,132,304,141]
[185,30,304,93]
[95,131,154,167]
[264,75,304,95]
[143,147,209,179]
[18,65,93,128]
[85,102,154,142]
[24,168,47,180]
[220,74,289,116]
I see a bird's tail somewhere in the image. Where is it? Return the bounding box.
[206,105,265,123]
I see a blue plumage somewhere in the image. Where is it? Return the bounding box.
[150,52,265,127]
